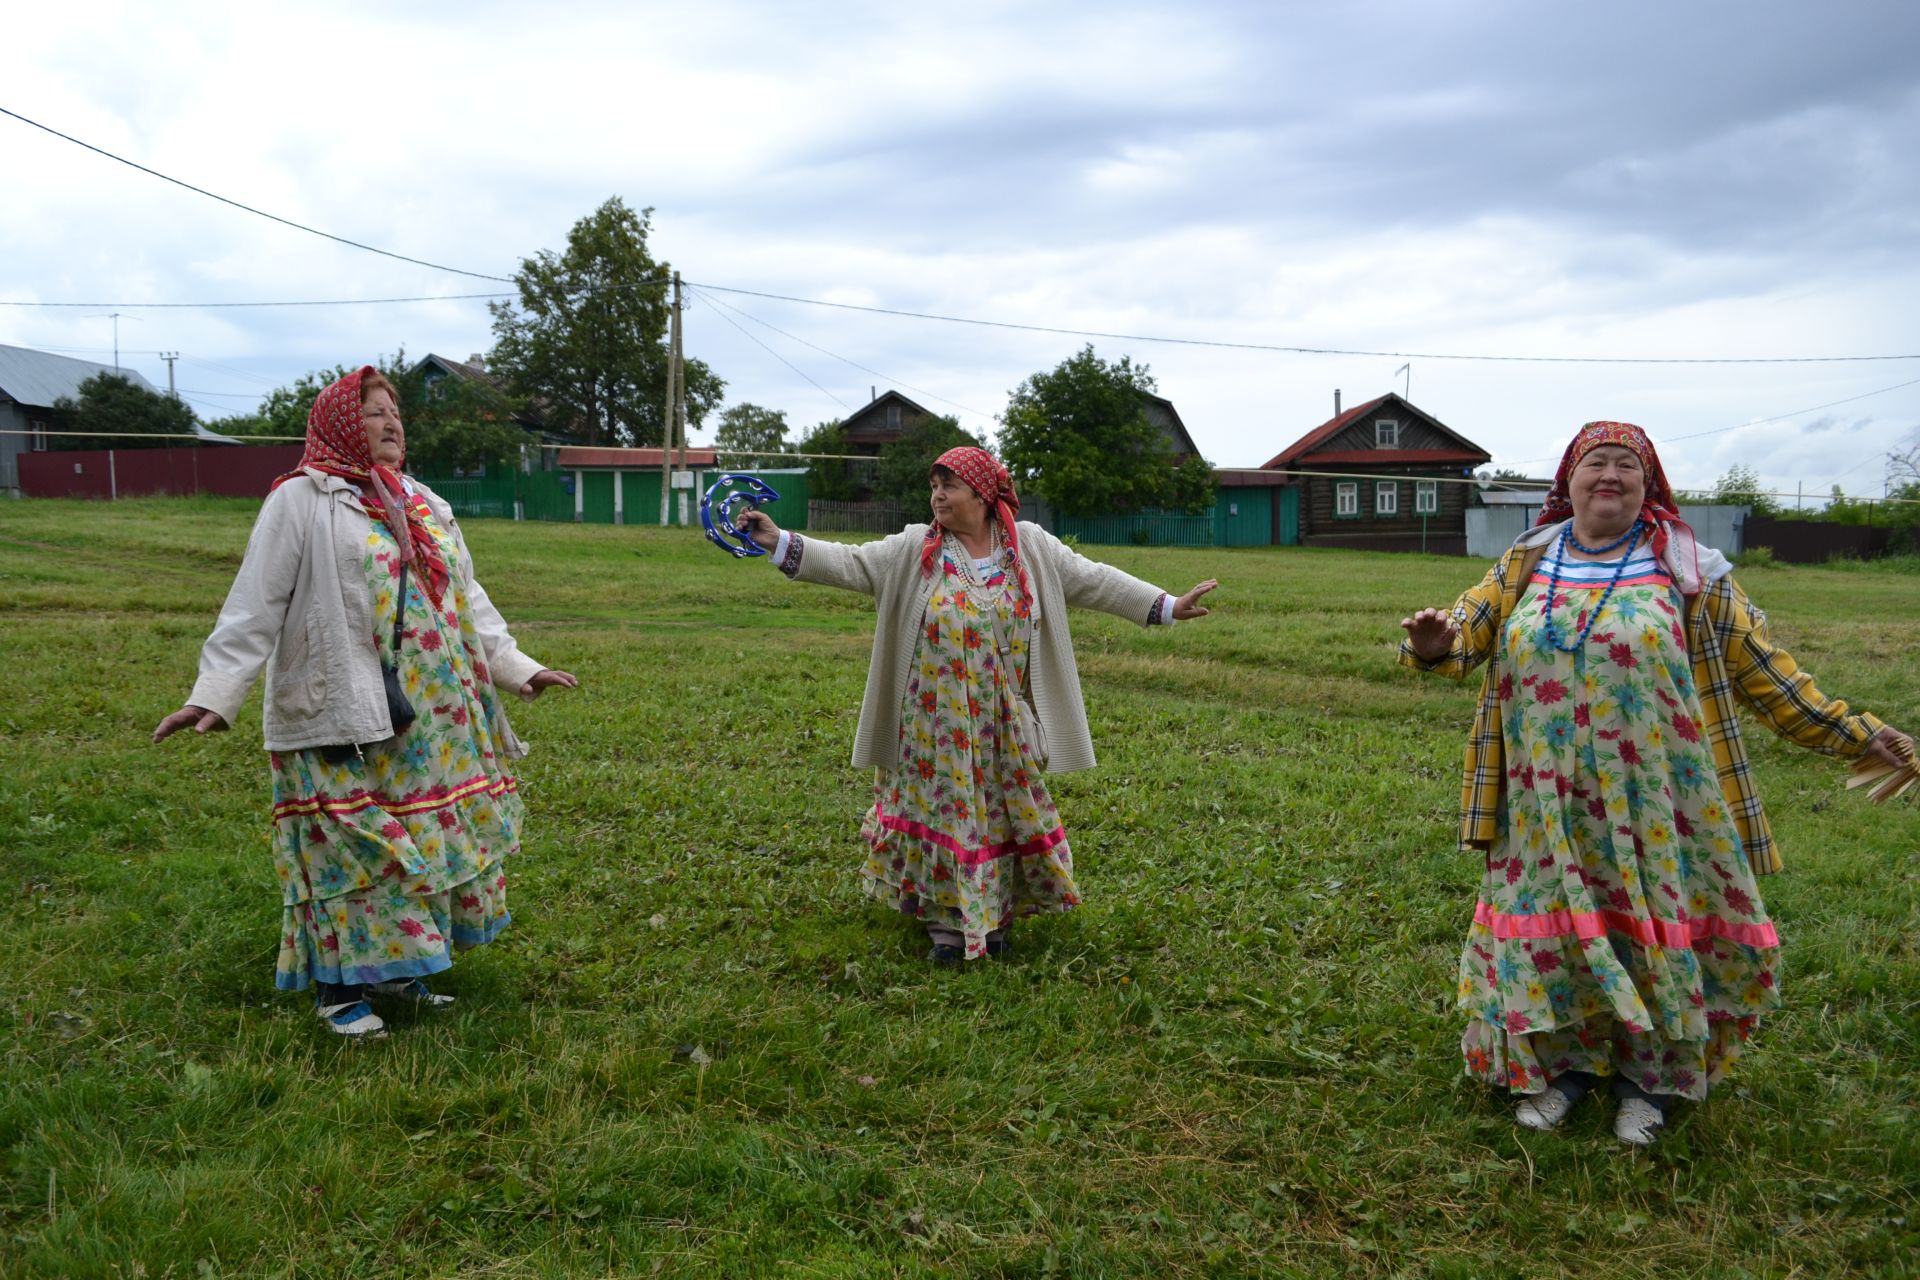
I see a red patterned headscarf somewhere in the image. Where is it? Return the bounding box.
[273,366,449,607]
[923,445,1030,608]
[1535,420,1685,563]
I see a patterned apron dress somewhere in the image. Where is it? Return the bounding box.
[1458,545,1782,1100]
[860,539,1080,959]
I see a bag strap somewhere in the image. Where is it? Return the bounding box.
[391,558,409,658]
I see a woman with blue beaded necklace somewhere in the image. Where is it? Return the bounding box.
[1399,421,1910,1147]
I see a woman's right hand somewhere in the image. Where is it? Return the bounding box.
[1400,607,1460,661]
[152,705,229,743]
[735,509,781,552]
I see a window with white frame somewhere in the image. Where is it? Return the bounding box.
[1415,480,1438,514]
[1335,481,1358,516]
[1375,419,1399,447]
[29,419,49,452]
[1376,480,1398,515]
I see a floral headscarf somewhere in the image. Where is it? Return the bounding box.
[923,445,1030,610]
[273,366,449,608]
[1536,420,1684,563]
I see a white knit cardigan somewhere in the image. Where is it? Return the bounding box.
[780,521,1169,774]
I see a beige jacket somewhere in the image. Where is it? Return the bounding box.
[186,469,545,754]
[783,522,1169,773]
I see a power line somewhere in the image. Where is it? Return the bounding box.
[691,286,993,420]
[686,281,1920,366]
[1503,375,1920,466]
[688,288,851,412]
[0,293,514,309]
[0,105,515,283]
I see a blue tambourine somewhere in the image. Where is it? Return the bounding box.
[701,473,782,558]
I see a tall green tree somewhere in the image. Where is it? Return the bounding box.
[50,373,197,449]
[796,419,858,501]
[999,345,1213,516]
[1711,463,1784,517]
[391,362,529,474]
[487,197,723,447]
[873,413,983,513]
[712,403,790,469]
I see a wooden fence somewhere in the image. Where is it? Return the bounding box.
[808,500,907,533]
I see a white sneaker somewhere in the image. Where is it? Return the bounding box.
[1614,1097,1665,1147]
[1515,1086,1578,1131]
[317,999,386,1038]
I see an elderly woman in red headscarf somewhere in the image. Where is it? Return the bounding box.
[153,366,578,1037]
[1399,421,1911,1146]
[737,445,1218,963]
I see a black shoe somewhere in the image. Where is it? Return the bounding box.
[985,936,1012,960]
[927,943,964,965]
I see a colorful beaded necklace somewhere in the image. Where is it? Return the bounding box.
[1540,519,1645,654]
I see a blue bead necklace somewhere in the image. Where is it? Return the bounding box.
[1541,520,1644,654]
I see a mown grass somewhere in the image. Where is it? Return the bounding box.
[1,497,1916,1278]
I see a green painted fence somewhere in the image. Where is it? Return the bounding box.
[412,467,810,530]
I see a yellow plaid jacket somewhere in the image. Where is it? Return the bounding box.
[1399,539,1884,874]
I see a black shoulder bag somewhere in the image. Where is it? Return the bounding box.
[318,558,418,764]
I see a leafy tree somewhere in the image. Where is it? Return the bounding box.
[1890,441,1920,489]
[873,413,984,513]
[712,403,790,470]
[201,412,276,440]
[487,197,723,447]
[1710,463,1783,517]
[50,373,197,449]
[391,362,529,474]
[999,346,1211,517]
[1166,454,1219,515]
[795,419,859,501]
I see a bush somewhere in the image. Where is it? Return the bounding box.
[1736,545,1777,569]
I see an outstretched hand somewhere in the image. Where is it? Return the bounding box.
[735,509,782,552]
[152,705,228,743]
[1172,579,1219,620]
[519,669,580,702]
[1864,725,1914,771]
[1400,607,1460,661]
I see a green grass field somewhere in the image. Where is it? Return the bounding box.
[2,497,1916,1278]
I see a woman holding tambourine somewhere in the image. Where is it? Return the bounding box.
[735,445,1218,963]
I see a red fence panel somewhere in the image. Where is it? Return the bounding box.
[19,446,304,499]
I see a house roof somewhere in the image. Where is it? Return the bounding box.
[1296,448,1486,466]
[843,389,933,437]
[0,344,160,408]
[418,352,503,390]
[555,446,721,468]
[1261,393,1489,469]
[1140,390,1202,456]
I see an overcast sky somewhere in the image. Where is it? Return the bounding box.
[5,1,1918,497]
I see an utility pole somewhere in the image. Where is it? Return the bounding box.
[88,312,129,370]
[658,271,683,526]
[160,351,180,400]
[673,271,687,500]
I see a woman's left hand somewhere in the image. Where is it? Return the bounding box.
[1172,579,1219,620]
[1864,724,1914,770]
[519,669,580,702]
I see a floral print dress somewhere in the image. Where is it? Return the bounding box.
[1458,544,1782,1100]
[269,493,523,990]
[860,539,1079,959]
